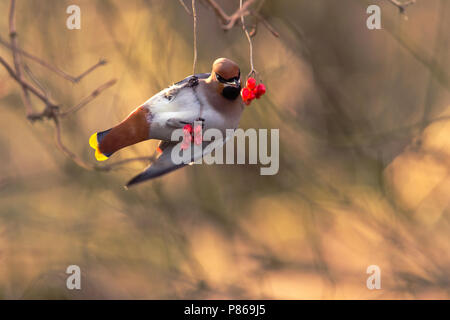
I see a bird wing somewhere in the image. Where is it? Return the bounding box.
[146,73,210,109]
[125,133,233,187]
[174,73,210,86]
[145,73,212,141]
[170,73,210,102]
[125,143,185,187]
[163,73,210,100]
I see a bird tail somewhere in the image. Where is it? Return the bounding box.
[89,106,151,161]
[89,129,113,161]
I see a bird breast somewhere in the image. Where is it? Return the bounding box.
[144,82,243,141]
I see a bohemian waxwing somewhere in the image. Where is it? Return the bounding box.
[89,58,243,186]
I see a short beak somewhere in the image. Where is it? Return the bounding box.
[225,78,241,88]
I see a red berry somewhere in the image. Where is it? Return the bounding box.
[183,124,192,134]
[248,90,256,101]
[255,83,266,98]
[246,77,256,90]
[241,87,251,101]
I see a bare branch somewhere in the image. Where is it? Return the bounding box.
[387,0,416,15]
[59,79,117,117]
[9,0,20,77]
[203,0,255,30]
[240,0,256,79]
[202,0,230,24]
[8,0,33,116]
[250,11,279,38]
[0,1,158,175]
[201,0,275,79]
[202,0,279,38]
[0,56,54,105]
[178,0,192,15]
[192,0,198,75]
[23,64,49,99]
[71,59,108,83]
[0,36,107,83]
[225,0,255,30]
[53,117,97,170]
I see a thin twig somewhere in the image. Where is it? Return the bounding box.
[192,0,198,75]
[53,117,97,170]
[8,0,33,116]
[203,0,254,30]
[201,0,264,78]
[1,52,115,121]
[71,59,107,83]
[202,0,230,24]
[1,0,137,173]
[0,56,54,105]
[249,11,279,38]
[225,0,254,30]
[23,64,49,99]
[240,0,256,78]
[59,79,117,117]
[202,0,278,36]
[178,0,191,15]
[387,0,416,14]
[0,36,107,83]
[9,0,20,79]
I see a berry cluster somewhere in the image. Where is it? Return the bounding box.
[181,124,202,150]
[241,77,266,105]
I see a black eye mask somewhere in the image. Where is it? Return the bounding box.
[215,71,241,84]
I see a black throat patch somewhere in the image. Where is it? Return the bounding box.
[222,86,241,100]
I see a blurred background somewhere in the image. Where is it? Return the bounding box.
[0,0,449,299]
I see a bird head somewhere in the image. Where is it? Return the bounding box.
[209,58,241,100]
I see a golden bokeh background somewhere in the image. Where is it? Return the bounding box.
[0,0,449,299]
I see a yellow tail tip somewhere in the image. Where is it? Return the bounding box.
[90,132,109,162]
[95,148,109,161]
[89,132,99,150]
